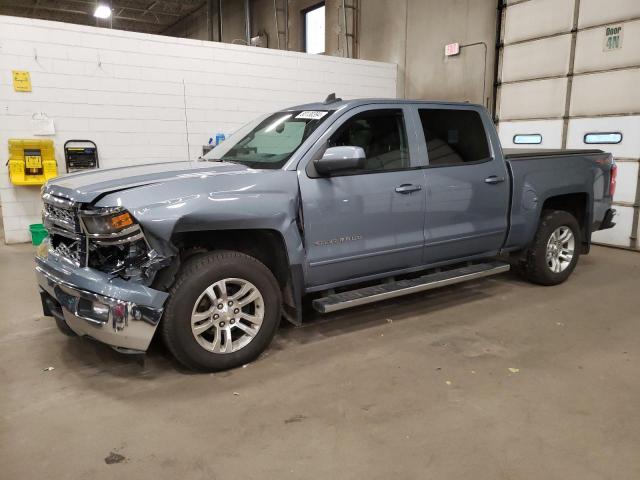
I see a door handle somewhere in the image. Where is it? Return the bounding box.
[484,175,505,185]
[395,184,422,194]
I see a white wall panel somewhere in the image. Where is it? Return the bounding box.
[498,78,567,120]
[504,0,574,44]
[612,162,639,205]
[498,119,564,148]
[566,116,640,159]
[0,16,397,243]
[574,20,640,73]
[578,0,640,29]
[591,205,634,247]
[501,34,572,82]
[566,115,640,206]
[570,69,640,116]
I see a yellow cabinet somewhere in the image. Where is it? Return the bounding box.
[7,139,58,186]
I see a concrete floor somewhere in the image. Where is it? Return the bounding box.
[1,239,639,480]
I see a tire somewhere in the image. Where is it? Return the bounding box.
[160,250,282,372]
[54,314,78,337]
[46,297,77,337]
[520,210,581,286]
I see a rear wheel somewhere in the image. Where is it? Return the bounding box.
[161,250,282,371]
[520,210,581,286]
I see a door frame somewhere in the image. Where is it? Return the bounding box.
[408,103,510,263]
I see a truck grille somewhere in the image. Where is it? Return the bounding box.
[43,202,80,234]
[42,194,86,266]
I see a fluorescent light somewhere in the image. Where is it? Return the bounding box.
[93,4,112,19]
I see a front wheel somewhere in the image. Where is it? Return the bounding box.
[520,210,581,286]
[160,251,282,371]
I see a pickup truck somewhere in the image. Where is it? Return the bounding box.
[36,98,617,371]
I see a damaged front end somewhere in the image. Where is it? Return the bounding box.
[43,195,170,284]
[80,206,170,284]
[38,192,172,352]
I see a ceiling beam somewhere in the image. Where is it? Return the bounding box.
[0,0,209,32]
[0,3,174,26]
[160,0,206,33]
[62,0,189,17]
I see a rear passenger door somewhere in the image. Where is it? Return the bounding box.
[416,106,510,264]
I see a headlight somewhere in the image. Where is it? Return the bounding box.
[81,208,136,235]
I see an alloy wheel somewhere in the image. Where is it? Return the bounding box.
[545,226,575,273]
[191,278,264,354]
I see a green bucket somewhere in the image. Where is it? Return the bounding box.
[29,223,48,246]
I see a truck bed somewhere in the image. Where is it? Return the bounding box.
[502,148,614,253]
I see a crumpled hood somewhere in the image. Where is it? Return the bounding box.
[44,161,251,204]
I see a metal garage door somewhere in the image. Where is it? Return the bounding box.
[496,0,640,250]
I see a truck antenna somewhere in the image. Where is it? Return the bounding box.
[324,93,342,104]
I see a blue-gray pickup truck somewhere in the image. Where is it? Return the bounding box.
[37,97,617,371]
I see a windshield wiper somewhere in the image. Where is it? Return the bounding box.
[210,157,244,165]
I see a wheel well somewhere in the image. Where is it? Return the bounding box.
[172,229,291,289]
[541,193,590,249]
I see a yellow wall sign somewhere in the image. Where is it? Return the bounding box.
[12,70,32,92]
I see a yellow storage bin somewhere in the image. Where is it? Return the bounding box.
[7,139,58,186]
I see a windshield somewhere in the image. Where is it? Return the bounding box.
[202,110,333,169]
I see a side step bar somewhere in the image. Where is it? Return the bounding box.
[312,261,510,314]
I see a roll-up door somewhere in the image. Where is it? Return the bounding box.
[496,0,640,249]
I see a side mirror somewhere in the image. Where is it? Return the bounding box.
[314,146,366,175]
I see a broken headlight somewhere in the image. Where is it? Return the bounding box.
[81,207,152,280]
[81,207,136,235]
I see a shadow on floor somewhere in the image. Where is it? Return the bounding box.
[55,270,523,378]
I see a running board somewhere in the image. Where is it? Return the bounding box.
[312,261,510,314]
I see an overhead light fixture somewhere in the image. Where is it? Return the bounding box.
[93,4,112,19]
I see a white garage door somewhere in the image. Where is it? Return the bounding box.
[496,0,640,250]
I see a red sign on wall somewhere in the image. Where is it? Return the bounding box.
[445,42,460,57]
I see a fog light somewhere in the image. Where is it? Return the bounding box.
[91,302,110,322]
[77,298,110,323]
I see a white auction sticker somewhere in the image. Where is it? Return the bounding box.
[296,111,329,120]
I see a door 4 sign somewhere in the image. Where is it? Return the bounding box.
[603,24,623,51]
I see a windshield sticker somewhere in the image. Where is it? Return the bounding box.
[296,111,329,120]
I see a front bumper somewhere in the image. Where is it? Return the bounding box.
[36,238,169,352]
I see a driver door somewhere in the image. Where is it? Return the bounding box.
[298,105,427,288]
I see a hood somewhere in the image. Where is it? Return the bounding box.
[45,161,252,204]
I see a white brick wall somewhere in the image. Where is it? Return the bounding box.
[0,16,398,243]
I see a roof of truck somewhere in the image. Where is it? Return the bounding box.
[284,98,486,111]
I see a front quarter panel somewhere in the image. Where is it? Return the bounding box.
[95,169,305,266]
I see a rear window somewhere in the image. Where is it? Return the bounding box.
[584,132,622,144]
[419,109,490,166]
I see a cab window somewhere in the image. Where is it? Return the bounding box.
[329,109,410,172]
[419,108,490,166]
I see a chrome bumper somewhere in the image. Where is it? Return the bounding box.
[35,238,169,352]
